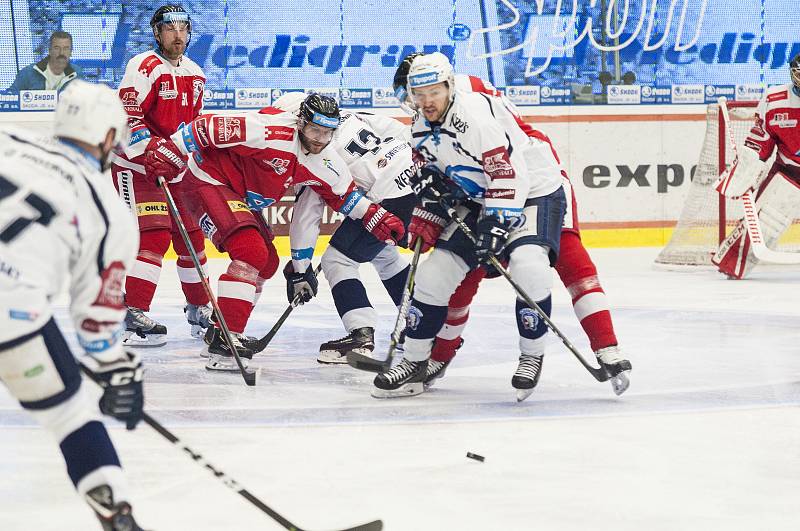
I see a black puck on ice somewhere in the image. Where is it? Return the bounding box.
[466,452,485,462]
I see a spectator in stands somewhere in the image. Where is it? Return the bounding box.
[8,31,82,92]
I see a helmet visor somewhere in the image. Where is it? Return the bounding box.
[159,11,190,32]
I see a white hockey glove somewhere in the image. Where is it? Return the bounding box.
[716,147,767,199]
[82,350,144,430]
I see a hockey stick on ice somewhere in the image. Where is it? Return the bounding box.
[716,97,800,265]
[158,177,256,386]
[347,237,424,373]
[442,206,615,385]
[79,365,383,531]
[250,263,323,354]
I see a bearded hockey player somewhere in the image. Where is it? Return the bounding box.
[390,52,631,396]
[713,54,800,278]
[273,91,418,364]
[153,94,404,370]
[112,4,212,346]
[372,53,568,400]
[0,81,146,530]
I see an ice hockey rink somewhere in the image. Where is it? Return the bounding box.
[1,247,798,531]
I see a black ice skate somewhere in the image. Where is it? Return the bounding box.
[184,303,214,339]
[595,345,632,396]
[512,354,544,402]
[201,326,259,359]
[423,359,451,389]
[85,484,147,531]
[203,327,254,371]
[123,307,167,348]
[319,327,375,364]
[371,358,428,398]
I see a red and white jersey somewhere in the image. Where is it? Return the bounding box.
[455,74,562,165]
[744,83,800,172]
[170,107,369,218]
[117,50,205,162]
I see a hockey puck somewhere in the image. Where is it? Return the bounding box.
[466,452,485,462]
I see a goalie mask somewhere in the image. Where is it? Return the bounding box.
[791,54,800,93]
[297,93,340,154]
[393,52,424,114]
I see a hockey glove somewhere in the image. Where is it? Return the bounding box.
[474,215,511,263]
[409,165,465,210]
[283,262,319,304]
[144,137,187,182]
[83,350,144,430]
[407,206,446,253]
[362,203,405,245]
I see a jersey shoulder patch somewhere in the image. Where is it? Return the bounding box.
[136,53,163,77]
[766,89,789,103]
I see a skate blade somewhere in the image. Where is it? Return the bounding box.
[610,371,631,396]
[199,345,210,358]
[189,325,207,339]
[371,382,424,399]
[123,332,166,348]
[347,352,391,373]
[317,350,350,364]
[516,388,534,402]
[205,358,249,372]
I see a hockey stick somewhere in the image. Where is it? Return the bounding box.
[78,365,383,531]
[158,177,256,386]
[250,263,323,354]
[347,237,424,373]
[442,207,611,384]
[717,97,800,265]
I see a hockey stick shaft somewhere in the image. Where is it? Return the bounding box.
[157,177,255,386]
[78,365,382,531]
[252,263,323,353]
[444,207,609,382]
[717,98,800,265]
[388,237,423,357]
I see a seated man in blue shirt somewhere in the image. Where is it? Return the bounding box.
[9,31,82,92]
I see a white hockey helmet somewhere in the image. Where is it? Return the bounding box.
[54,80,129,150]
[271,91,307,115]
[406,52,455,98]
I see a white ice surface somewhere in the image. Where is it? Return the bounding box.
[1,248,799,530]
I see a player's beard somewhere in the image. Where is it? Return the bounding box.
[161,39,186,61]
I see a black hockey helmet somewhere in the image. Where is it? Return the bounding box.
[393,52,425,96]
[151,5,191,36]
[298,93,340,129]
[791,53,800,91]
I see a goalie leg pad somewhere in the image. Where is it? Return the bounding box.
[713,169,800,278]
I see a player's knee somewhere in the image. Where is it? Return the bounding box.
[509,244,552,301]
[27,385,101,443]
[414,250,468,306]
[223,227,270,272]
[261,240,280,280]
[138,228,171,257]
[322,246,360,287]
[555,232,598,286]
[449,267,485,307]
[371,245,407,280]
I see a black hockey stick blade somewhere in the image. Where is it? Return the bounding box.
[346,351,391,373]
[333,520,383,531]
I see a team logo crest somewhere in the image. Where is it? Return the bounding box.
[518,308,539,331]
[406,306,424,331]
[158,81,178,100]
[193,79,205,104]
[92,261,126,309]
[199,213,218,239]
[265,157,291,175]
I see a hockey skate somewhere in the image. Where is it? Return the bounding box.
[204,327,254,371]
[123,307,167,348]
[371,358,428,398]
[512,354,544,402]
[423,359,451,389]
[319,327,375,364]
[200,326,258,359]
[85,484,147,531]
[595,345,632,396]
[184,303,214,339]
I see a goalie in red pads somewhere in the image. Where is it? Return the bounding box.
[713,54,800,279]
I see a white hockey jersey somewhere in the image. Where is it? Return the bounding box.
[0,127,138,361]
[411,90,562,221]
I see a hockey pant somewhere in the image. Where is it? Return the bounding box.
[0,319,130,504]
[713,167,800,279]
[113,162,208,311]
[322,194,416,332]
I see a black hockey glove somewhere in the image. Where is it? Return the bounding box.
[409,165,465,210]
[474,215,511,263]
[283,262,318,304]
[84,350,144,430]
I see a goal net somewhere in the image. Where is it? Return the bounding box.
[655,101,800,267]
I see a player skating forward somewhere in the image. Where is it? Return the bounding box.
[713,54,800,278]
[273,92,418,364]
[153,94,404,370]
[391,53,632,395]
[0,81,146,530]
[372,53,568,399]
[112,5,211,346]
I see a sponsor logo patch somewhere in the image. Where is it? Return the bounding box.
[213,116,246,144]
[766,90,788,103]
[92,261,126,309]
[136,202,168,216]
[768,112,798,128]
[264,126,295,141]
[158,80,178,100]
[485,188,516,199]
[199,213,217,239]
[482,146,515,179]
[227,200,249,213]
[265,157,291,175]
